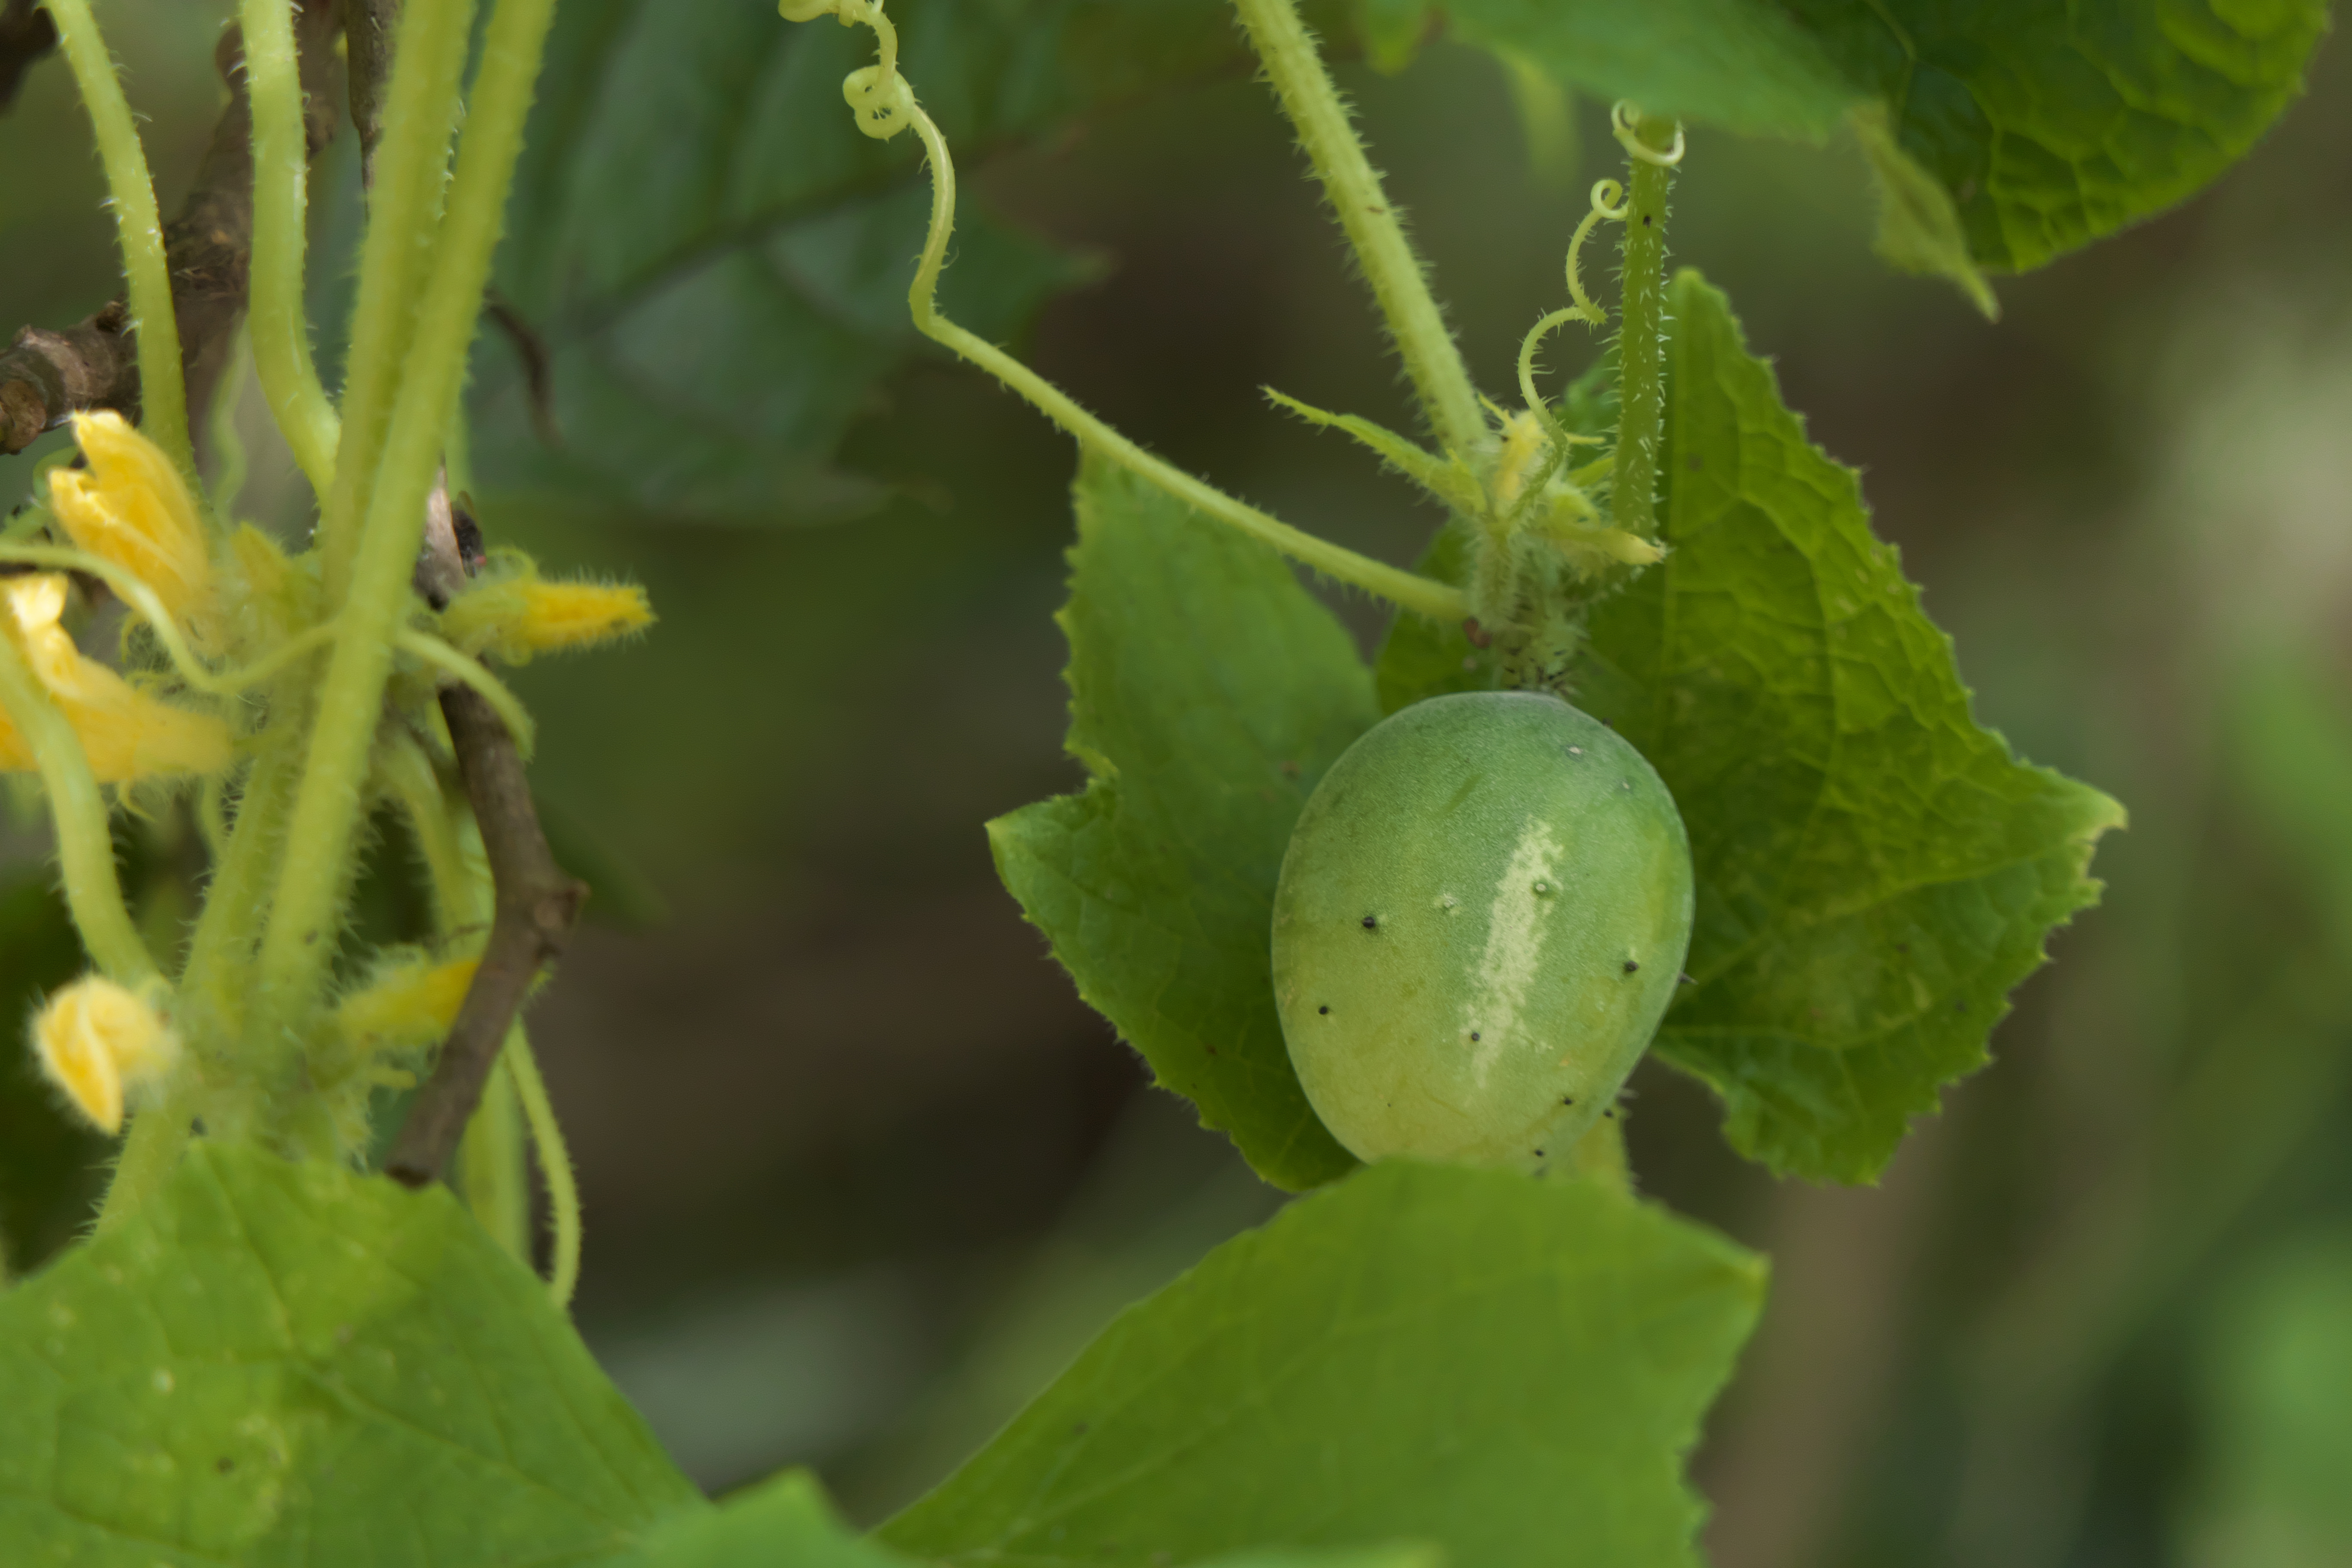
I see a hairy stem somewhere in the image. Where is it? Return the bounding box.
[459,1059,529,1257]
[1611,114,1677,539]
[261,0,557,1032]
[315,0,475,598]
[240,0,342,494]
[95,1088,192,1231]
[43,0,192,475]
[906,110,1466,623]
[506,1027,580,1307]
[381,729,474,929]
[178,740,300,1055]
[1229,0,1485,461]
[0,628,154,984]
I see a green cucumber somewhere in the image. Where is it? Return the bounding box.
[1273,691,1694,1173]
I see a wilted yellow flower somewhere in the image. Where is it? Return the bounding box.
[441,565,653,665]
[46,411,214,628]
[32,976,180,1136]
[2,573,232,781]
[335,956,479,1051]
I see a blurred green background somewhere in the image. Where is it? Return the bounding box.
[3,6,2349,1566]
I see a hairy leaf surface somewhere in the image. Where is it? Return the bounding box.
[1433,0,2326,299]
[0,1145,700,1564]
[1571,271,2123,1182]
[989,458,1373,1192]
[882,1160,1764,1568]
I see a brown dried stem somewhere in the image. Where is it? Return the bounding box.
[383,683,586,1187]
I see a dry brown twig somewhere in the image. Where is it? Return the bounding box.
[0,1,341,458]
[383,677,588,1187]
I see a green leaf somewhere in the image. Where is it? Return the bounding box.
[1574,271,2124,1182]
[1433,0,2327,294]
[606,1469,1440,1568]
[475,0,1277,526]
[881,1160,1765,1568]
[591,1470,904,1567]
[0,1143,701,1564]
[988,458,1374,1192]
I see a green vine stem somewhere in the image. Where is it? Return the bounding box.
[176,741,300,1078]
[239,0,342,495]
[208,331,254,516]
[507,1028,581,1306]
[902,111,1466,622]
[257,0,559,1039]
[96,1089,194,1231]
[1228,0,1486,462]
[461,1063,530,1258]
[1609,108,1681,539]
[45,0,194,478]
[0,630,156,986]
[314,0,477,599]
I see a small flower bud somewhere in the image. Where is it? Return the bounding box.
[335,958,480,1051]
[441,562,654,666]
[31,977,180,1136]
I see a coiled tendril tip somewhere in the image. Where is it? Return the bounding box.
[1609,101,1685,167]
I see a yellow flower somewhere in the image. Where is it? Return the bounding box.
[32,976,180,1136]
[46,411,214,629]
[1,574,232,781]
[441,562,654,665]
[335,956,479,1052]
[1492,409,1550,505]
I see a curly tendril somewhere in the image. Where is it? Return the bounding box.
[1609,100,1686,167]
[1560,177,1627,328]
[781,0,917,140]
[773,0,1471,622]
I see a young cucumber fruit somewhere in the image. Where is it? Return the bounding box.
[1273,691,1694,1173]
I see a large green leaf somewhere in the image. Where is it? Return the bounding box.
[602,1469,1437,1568]
[590,1469,904,1567]
[1570,270,2123,1183]
[1428,0,2327,302]
[475,0,1306,526]
[988,458,1374,1192]
[0,1144,702,1564]
[882,1160,1764,1568]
